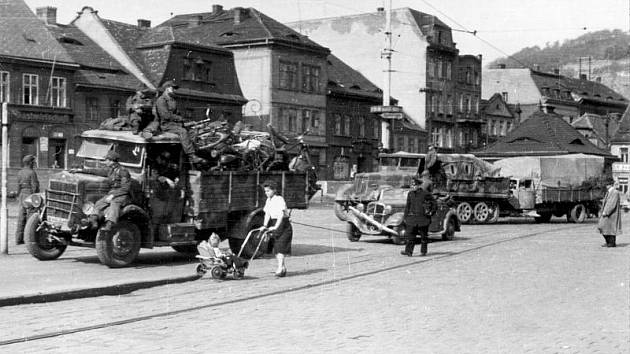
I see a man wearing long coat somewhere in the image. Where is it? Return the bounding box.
[401,176,436,256]
[598,181,622,247]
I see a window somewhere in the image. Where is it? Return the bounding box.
[334,114,342,135]
[474,71,480,86]
[438,95,443,114]
[302,110,311,133]
[487,120,493,135]
[500,121,507,136]
[464,95,471,113]
[446,62,452,80]
[465,69,472,84]
[447,95,453,115]
[458,95,464,113]
[491,120,498,136]
[280,108,298,132]
[620,148,629,163]
[195,59,211,82]
[23,74,38,105]
[279,61,298,90]
[50,77,66,107]
[0,71,8,102]
[373,121,379,139]
[183,59,193,80]
[446,128,453,148]
[397,136,404,150]
[428,59,435,79]
[302,64,320,93]
[619,177,629,194]
[507,122,513,133]
[110,99,121,118]
[474,96,479,114]
[437,60,443,79]
[502,92,508,102]
[359,116,365,137]
[344,115,351,136]
[431,127,440,146]
[408,136,415,152]
[431,95,437,113]
[86,97,99,121]
[311,111,321,134]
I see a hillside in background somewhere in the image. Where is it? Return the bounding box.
[487,29,630,99]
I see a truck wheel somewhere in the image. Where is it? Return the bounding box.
[534,212,552,223]
[347,223,361,242]
[172,244,198,255]
[96,221,141,268]
[25,213,67,261]
[442,217,456,241]
[391,226,406,245]
[473,202,490,223]
[569,204,587,223]
[334,202,350,221]
[457,202,473,224]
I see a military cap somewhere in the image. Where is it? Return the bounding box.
[161,80,179,90]
[105,150,120,162]
[22,155,36,164]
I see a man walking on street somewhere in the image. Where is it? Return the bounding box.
[401,175,436,257]
[598,181,622,247]
[15,155,39,244]
[154,81,204,164]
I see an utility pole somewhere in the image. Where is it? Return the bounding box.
[381,0,393,151]
[1,102,8,255]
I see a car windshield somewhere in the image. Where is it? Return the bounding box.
[77,138,145,167]
[399,157,421,170]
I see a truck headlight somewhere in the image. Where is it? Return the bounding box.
[22,194,44,209]
[82,202,95,215]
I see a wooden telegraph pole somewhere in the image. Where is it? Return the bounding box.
[1,102,8,254]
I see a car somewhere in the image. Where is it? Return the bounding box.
[345,186,461,245]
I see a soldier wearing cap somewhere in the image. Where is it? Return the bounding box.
[400,174,436,257]
[15,155,39,244]
[83,150,132,231]
[154,80,203,164]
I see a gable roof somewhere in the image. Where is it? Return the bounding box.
[611,105,630,143]
[476,109,613,157]
[571,113,619,147]
[326,54,382,100]
[159,7,328,54]
[0,0,74,64]
[482,93,520,118]
[530,70,627,103]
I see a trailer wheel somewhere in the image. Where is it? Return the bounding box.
[569,204,587,223]
[456,202,473,224]
[534,212,552,223]
[347,223,361,242]
[391,226,406,245]
[96,221,141,268]
[25,213,67,261]
[473,202,490,223]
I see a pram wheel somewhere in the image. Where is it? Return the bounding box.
[233,268,245,280]
[196,264,207,277]
[210,265,226,279]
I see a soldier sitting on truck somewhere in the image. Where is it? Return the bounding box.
[126,89,159,137]
[154,81,205,165]
[73,150,132,232]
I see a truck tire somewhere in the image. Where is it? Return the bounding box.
[96,221,141,268]
[456,202,473,224]
[239,229,268,259]
[25,213,67,261]
[235,209,267,259]
[442,217,456,241]
[473,202,490,223]
[534,212,552,223]
[569,204,587,223]
[347,223,361,242]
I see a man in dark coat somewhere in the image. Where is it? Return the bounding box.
[401,175,436,256]
[154,81,203,164]
[15,155,39,244]
[85,151,132,231]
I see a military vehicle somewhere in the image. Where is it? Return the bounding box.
[22,129,310,267]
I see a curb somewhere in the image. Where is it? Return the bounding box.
[0,274,201,307]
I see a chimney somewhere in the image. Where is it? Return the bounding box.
[212,4,223,13]
[553,68,560,75]
[234,7,244,24]
[377,7,385,12]
[498,63,506,69]
[36,7,57,25]
[137,19,151,28]
[188,15,203,28]
[580,74,587,80]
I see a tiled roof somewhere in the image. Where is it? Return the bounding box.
[571,113,619,146]
[530,70,627,102]
[48,24,125,71]
[406,8,451,35]
[100,19,149,73]
[326,54,382,100]
[611,105,630,143]
[74,69,143,91]
[0,0,74,63]
[477,109,612,157]
[159,7,328,52]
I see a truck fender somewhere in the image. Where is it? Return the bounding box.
[120,204,151,244]
[384,212,404,228]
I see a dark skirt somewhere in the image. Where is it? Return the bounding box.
[267,217,292,255]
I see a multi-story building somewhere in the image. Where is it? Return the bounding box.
[0,1,79,168]
[480,92,522,147]
[159,5,330,170]
[288,8,484,153]
[610,107,630,193]
[483,66,628,124]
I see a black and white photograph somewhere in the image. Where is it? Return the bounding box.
[0,0,628,352]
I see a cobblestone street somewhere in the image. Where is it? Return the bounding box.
[1,206,628,353]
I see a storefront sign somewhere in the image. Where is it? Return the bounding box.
[16,112,70,123]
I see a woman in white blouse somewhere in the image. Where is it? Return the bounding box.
[262,181,293,277]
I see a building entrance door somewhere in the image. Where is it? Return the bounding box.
[49,138,66,169]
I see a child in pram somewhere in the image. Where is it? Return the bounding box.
[196,233,249,279]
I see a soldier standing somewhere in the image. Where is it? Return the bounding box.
[401,175,436,257]
[155,81,204,164]
[15,155,39,244]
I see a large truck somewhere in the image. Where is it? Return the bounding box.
[22,129,310,267]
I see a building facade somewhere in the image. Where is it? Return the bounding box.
[480,92,521,147]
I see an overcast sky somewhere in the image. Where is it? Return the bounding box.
[23,0,630,64]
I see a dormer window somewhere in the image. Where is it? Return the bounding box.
[58,37,83,45]
[220,31,239,37]
[286,34,301,41]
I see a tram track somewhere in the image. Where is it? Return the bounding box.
[0,222,586,347]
